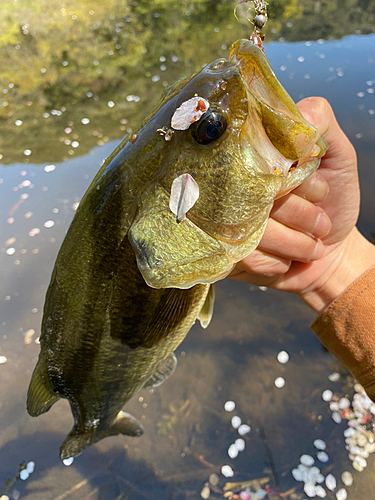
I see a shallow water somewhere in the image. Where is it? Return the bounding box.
[0,1,375,499]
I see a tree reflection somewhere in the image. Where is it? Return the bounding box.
[0,0,374,165]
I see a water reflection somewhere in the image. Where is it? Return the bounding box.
[1,0,374,165]
[0,1,375,499]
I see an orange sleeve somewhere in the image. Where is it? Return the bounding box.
[311,266,375,401]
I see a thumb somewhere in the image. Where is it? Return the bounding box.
[297,97,360,243]
[297,97,357,172]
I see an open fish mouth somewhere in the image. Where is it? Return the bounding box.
[229,39,327,179]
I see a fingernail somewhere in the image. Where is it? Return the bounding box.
[305,177,329,203]
[312,212,331,238]
[310,239,325,261]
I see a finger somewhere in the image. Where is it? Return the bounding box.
[231,248,291,278]
[297,97,357,170]
[297,97,360,243]
[291,171,329,203]
[271,193,331,238]
[230,249,291,286]
[258,218,325,262]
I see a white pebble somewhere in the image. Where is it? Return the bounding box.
[200,485,210,499]
[221,464,234,477]
[224,401,235,412]
[23,149,32,156]
[26,461,35,473]
[341,471,353,486]
[231,416,241,429]
[6,248,15,255]
[339,398,350,410]
[238,424,251,436]
[81,118,90,124]
[298,463,308,473]
[328,372,340,382]
[332,412,342,424]
[19,469,29,480]
[304,481,316,497]
[325,474,336,491]
[0,495,10,500]
[300,454,314,467]
[315,485,327,498]
[317,451,329,463]
[314,473,325,484]
[353,455,367,468]
[0,356,7,364]
[108,101,115,108]
[352,461,364,472]
[274,377,285,388]
[228,443,239,459]
[313,439,326,450]
[329,402,339,412]
[344,428,355,438]
[336,489,347,500]
[71,141,79,148]
[277,351,289,364]
[354,383,364,393]
[308,466,323,483]
[297,56,305,62]
[44,220,55,228]
[44,164,56,172]
[322,390,333,402]
[292,468,303,481]
[235,438,245,452]
[15,120,23,126]
[63,457,74,466]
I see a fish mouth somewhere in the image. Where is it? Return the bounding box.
[229,39,327,179]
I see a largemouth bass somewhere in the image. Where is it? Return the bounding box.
[27,39,327,460]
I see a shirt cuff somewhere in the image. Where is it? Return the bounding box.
[311,265,375,399]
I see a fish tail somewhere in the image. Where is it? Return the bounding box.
[60,411,145,460]
[27,358,59,417]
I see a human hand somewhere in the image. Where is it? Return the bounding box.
[230,97,375,312]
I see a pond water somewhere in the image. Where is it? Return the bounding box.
[0,1,375,500]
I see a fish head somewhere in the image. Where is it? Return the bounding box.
[129,39,327,289]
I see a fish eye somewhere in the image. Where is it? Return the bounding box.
[191,111,227,145]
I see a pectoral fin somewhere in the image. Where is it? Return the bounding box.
[60,411,144,460]
[198,284,215,329]
[27,358,59,417]
[143,353,177,389]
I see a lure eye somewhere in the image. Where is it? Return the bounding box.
[191,111,227,145]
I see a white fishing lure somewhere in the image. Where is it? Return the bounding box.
[171,96,210,130]
[169,173,200,222]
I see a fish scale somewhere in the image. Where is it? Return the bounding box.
[27,38,327,460]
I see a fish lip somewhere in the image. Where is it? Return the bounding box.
[229,39,328,177]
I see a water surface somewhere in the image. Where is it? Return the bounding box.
[0,1,375,499]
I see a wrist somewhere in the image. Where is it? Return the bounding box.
[299,228,375,313]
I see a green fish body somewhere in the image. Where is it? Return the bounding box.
[27,40,327,460]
